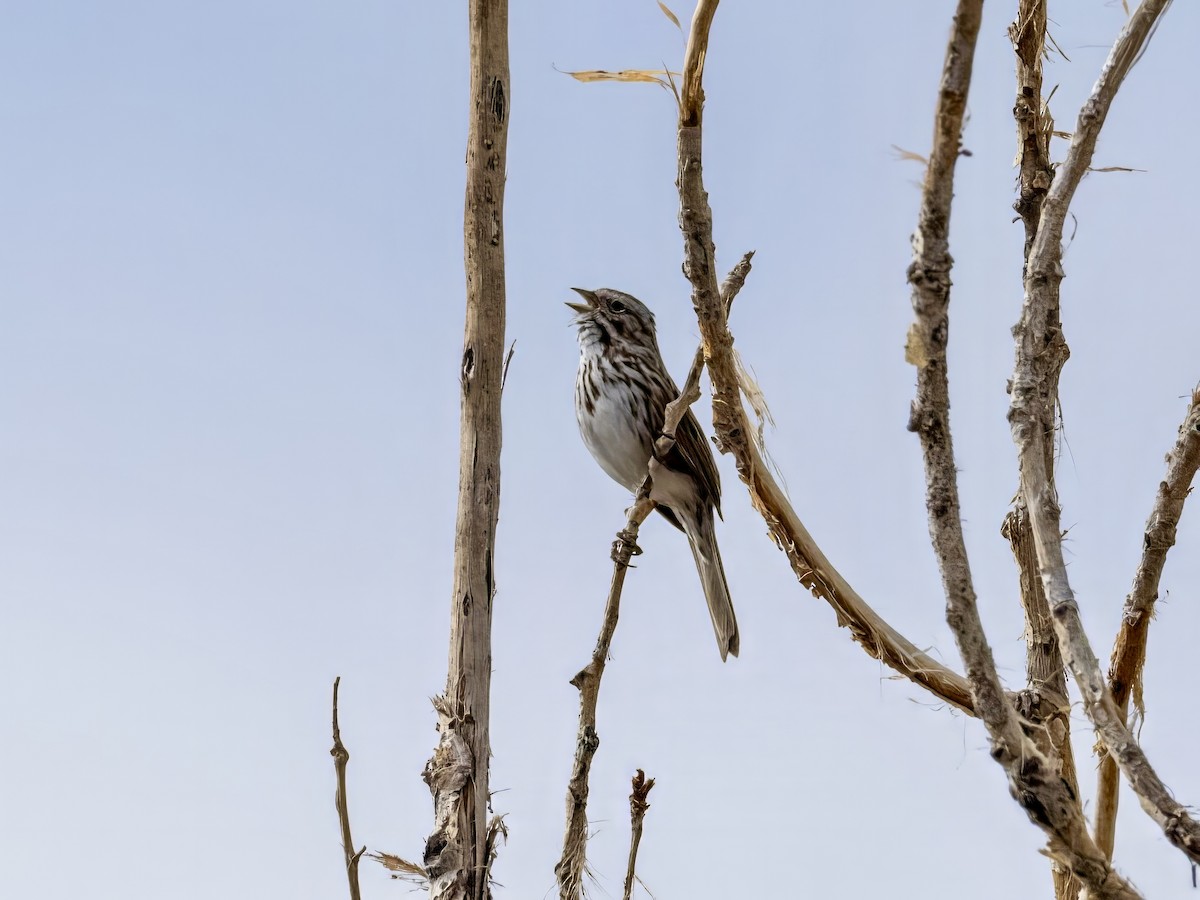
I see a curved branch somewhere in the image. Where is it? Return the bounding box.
[900,4,1140,893]
[1094,388,1200,854]
[1009,0,1200,865]
[670,0,1158,892]
[674,0,977,716]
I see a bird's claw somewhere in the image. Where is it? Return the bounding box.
[611,529,643,563]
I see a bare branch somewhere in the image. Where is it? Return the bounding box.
[1007,6,1081,896]
[330,677,364,900]
[1095,388,1200,855]
[903,0,986,725]
[898,5,1143,894]
[1003,508,1081,900]
[658,250,754,460]
[675,0,978,714]
[679,0,718,128]
[1009,0,1200,866]
[425,1,510,896]
[556,497,654,900]
[622,770,656,900]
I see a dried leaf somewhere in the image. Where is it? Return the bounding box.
[567,68,679,89]
[1046,28,1071,62]
[891,144,928,166]
[371,852,427,885]
[657,1,682,31]
[1087,165,1146,173]
[734,351,774,448]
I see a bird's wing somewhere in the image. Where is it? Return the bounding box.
[664,405,724,518]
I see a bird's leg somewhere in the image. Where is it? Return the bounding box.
[611,527,643,563]
[611,490,655,563]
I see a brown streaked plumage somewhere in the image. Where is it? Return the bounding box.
[567,287,739,660]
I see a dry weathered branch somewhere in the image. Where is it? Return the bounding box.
[659,251,753,456]
[1010,0,1056,257]
[675,0,978,714]
[1009,0,1200,866]
[1095,388,1200,855]
[556,495,654,900]
[622,770,655,900]
[669,0,1147,893]
[903,0,985,727]
[424,2,509,898]
[330,677,365,900]
[1003,507,1081,900]
[1007,7,1080,897]
[900,5,1142,894]
[555,255,749,900]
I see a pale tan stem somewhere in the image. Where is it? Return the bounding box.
[331,678,365,900]
[1094,389,1200,856]
[555,498,654,900]
[424,2,510,898]
[1010,0,1200,866]
[678,1,977,715]
[622,770,655,900]
[1007,4,1081,896]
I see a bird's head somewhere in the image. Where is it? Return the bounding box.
[567,288,657,348]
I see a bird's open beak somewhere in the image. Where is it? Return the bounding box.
[566,287,598,314]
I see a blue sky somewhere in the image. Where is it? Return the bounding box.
[3,2,1198,897]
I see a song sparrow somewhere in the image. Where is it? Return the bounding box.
[567,287,739,660]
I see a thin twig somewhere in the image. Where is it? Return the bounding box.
[331,677,365,900]
[555,255,749,900]
[1009,0,1200,866]
[1006,5,1081,897]
[555,494,654,900]
[1010,0,1056,258]
[1095,388,1200,855]
[622,770,655,900]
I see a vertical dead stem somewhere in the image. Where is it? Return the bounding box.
[331,678,365,900]
[1006,5,1080,896]
[674,1,980,715]
[1009,0,1200,866]
[898,2,1139,893]
[622,770,655,900]
[555,500,654,900]
[903,0,985,716]
[424,2,509,898]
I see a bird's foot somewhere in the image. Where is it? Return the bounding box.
[611,528,643,563]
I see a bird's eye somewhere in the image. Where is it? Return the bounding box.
[608,300,627,314]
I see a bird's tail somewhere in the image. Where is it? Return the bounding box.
[683,508,740,661]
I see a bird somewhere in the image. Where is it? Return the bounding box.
[567,287,739,660]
